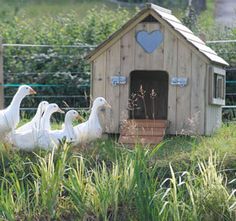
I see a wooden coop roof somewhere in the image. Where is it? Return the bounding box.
[86,3,229,66]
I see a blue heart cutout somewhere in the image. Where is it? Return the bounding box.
[136,30,164,53]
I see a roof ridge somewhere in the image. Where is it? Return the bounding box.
[146,3,172,14]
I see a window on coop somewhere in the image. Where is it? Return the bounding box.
[214,74,225,99]
[209,67,225,105]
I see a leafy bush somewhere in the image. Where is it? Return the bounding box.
[0,7,133,110]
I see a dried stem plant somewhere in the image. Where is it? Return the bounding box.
[128,93,139,119]
[138,85,148,119]
[150,89,157,120]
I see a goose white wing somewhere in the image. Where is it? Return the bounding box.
[49,128,76,144]
[9,128,56,151]
[16,120,41,133]
[0,110,15,140]
[74,121,102,145]
[9,130,37,151]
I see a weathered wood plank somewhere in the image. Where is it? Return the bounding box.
[120,127,165,136]
[120,27,135,123]
[134,22,149,70]
[119,135,164,144]
[148,22,164,70]
[92,53,106,98]
[206,105,222,135]
[191,53,206,134]
[105,40,121,133]
[121,119,168,127]
[176,40,192,133]
[164,29,177,134]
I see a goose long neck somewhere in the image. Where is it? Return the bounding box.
[88,106,100,125]
[8,91,25,112]
[42,110,53,130]
[63,117,73,132]
[32,107,42,122]
[63,117,74,138]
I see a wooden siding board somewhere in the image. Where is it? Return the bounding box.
[105,40,121,133]
[92,53,106,98]
[134,23,150,70]
[120,27,135,123]
[191,53,206,134]
[164,29,177,134]
[148,22,164,70]
[176,40,192,133]
[206,105,222,135]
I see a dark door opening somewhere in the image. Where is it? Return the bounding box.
[129,70,168,120]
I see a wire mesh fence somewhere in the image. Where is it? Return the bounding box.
[2,43,96,119]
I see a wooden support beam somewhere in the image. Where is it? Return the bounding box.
[0,38,4,109]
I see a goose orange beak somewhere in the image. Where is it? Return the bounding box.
[76,115,85,122]
[105,102,112,109]
[57,108,65,114]
[30,88,37,95]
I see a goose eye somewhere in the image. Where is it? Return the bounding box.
[26,87,29,90]
[54,105,57,108]
[100,99,102,102]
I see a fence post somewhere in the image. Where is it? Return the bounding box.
[0,38,4,109]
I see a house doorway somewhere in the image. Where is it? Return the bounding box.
[129,70,168,120]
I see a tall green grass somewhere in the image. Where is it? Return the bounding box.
[0,124,236,220]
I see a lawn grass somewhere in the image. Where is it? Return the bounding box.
[0,0,135,22]
[0,123,236,220]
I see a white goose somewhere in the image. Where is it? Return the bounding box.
[73,97,111,145]
[9,103,64,151]
[16,101,49,133]
[40,103,64,131]
[48,110,82,146]
[0,85,36,140]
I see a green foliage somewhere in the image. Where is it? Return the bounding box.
[0,6,133,111]
[79,7,133,45]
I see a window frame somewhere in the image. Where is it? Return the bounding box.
[209,66,226,106]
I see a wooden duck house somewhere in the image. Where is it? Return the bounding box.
[86,3,229,144]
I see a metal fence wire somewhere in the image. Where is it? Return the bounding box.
[2,40,236,121]
[207,40,236,121]
[2,43,96,118]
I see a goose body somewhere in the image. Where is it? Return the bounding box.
[9,103,64,151]
[0,85,36,140]
[49,110,81,145]
[16,101,49,133]
[73,97,111,145]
